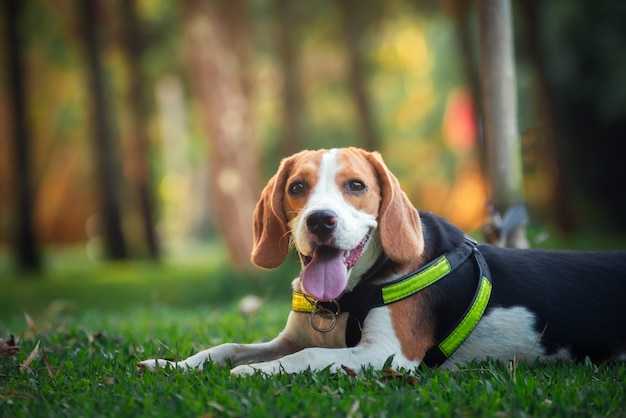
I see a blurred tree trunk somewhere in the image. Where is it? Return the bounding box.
[183,0,259,268]
[338,0,380,151]
[5,0,42,272]
[120,0,160,260]
[276,0,305,155]
[80,0,127,260]
[517,0,574,234]
[478,0,529,248]
[451,0,484,167]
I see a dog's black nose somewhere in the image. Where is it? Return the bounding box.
[306,210,338,240]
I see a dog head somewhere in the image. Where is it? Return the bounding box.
[251,148,424,301]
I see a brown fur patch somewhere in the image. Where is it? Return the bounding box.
[335,149,381,216]
[389,295,435,362]
[283,150,325,223]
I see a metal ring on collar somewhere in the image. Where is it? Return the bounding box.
[309,300,340,333]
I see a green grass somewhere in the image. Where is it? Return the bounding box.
[1,303,625,418]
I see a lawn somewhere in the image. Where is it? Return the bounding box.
[1,242,625,417]
[2,303,625,418]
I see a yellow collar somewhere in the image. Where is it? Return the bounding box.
[291,236,492,367]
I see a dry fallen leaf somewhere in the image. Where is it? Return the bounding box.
[99,376,115,385]
[382,367,403,377]
[41,347,55,378]
[0,335,20,356]
[20,340,40,372]
[341,364,357,377]
[3,391,35,400]
[379,368,419,385]
[24,313,37,334]
[88,332,105,344]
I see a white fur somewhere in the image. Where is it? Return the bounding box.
[443,306,572,368]
[290,149,381,292]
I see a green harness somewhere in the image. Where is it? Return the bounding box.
[291,236,492,367]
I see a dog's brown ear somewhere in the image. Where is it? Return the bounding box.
[364,151,424,263]
[250,157,294,269]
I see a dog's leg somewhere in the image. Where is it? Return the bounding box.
[231,307,421,376]
[230,342,419,376]
[138,336,298,373]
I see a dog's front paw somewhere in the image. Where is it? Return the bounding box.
[230,364,260,377]
[230,361,285,376]
[137,359,176,373]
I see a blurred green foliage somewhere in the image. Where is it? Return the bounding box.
[0,241,300,317]
[1,0,625,274]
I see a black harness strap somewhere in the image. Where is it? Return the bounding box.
[295,237,492,367]
[340,237,477,348]
[422,245,492,367]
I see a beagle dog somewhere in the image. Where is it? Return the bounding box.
[139,147,626,375]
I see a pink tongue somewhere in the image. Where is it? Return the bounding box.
[301,246,347,302]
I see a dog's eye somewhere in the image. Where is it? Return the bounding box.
[347,180,367,193]
[288,181,307,195]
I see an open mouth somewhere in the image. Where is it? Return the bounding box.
[301,231,371,270]
[299,232,371,302]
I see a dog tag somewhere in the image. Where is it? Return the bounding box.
[310,300,340,333]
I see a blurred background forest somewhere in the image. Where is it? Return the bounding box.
[2,0,626,279]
